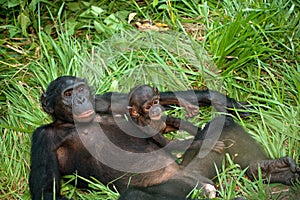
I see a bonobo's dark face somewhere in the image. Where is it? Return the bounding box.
[42,76,95,123]
[129,85,163,121]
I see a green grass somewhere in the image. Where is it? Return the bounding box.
[0,0,299,199]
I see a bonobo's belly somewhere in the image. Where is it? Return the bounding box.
[56,121,177,190]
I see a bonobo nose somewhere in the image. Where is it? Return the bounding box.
[75,96,85,104]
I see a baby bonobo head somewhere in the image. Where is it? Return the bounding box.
[41,76,96,123]
[128,85,164,126]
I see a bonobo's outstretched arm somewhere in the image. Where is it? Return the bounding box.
[94,92,128,114]
[29,124,68,200]
[94,89,249,117]
[160,89,249,117]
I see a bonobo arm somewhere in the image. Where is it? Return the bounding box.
[94,89,249,117]
[94,92,128,114]
[29,125,68,200]
[160,89,249,117]
[164,116,198,135]
[160,116,225,153]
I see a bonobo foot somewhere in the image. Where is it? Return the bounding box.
[247,156,300,185]
[189,140,225,154]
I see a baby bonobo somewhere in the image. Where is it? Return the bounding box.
[127,85,224,153]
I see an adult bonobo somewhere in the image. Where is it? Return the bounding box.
[28,76,257,200]
[30,76,227,200]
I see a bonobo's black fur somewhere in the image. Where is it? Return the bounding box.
[119,179,194,200]
[30,76,224,199]
[94,84,250,118]
[127,84,189,148]
[127,84,225,153]
[30,76,299,200]
[182,116,300,186]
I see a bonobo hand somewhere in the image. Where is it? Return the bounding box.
[178,97,199,118]
[225,100,250,118]
[248,156,300,185]
[178,96,250,118]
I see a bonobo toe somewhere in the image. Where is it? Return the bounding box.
[247,156,300,185]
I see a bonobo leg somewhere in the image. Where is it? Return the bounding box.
[247,156,300,185]
[182,116,299,185]
[119,175,215,200]
[119,179,193,200]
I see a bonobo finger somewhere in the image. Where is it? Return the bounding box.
[228,101,251,118]
[212,141,225,154]
[178,98,199,118]
[284,156,297,172]
[284,157,300,182]
[248,157,300,185]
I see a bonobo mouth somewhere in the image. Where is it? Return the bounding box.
[73,110,96,123]
[150,113,162,121]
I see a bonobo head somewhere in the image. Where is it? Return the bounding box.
[128,85,163,121]
[41,76,95,123]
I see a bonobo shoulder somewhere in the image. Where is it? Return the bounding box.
[31,122,75,144]
[31,125,51,139]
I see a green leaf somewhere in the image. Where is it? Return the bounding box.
[152,0,159,7]
[7,0,19,8]
[17,12,31,36]
[158,4,168,10]
[91,5,104,16]
[104,14,120,30]
[8,26,19,38]
[94,20,106,33]
[66,18,77,35]
[82,1,91,7]
[29,0,39,12]
[67,2,81,12]
[115,10,130,23]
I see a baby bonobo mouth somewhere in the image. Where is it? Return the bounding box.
[73,109,95,123]
[150,113,162,121]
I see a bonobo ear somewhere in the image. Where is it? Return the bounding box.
[127,106,139,118]
[153,86,159,96]
[41,93,54,114]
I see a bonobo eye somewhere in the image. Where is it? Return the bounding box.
[145,105,151,110]
[64,90,73,97]
[153,99,159,105]
[78,85,85,92]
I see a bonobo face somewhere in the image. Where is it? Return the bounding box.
[42,76,95,123]
[129,85,164,121]
[62,81,95,123]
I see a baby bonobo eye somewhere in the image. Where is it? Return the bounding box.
[145,105,151,111]
[64,90,73,97]
[153,99,159,105]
